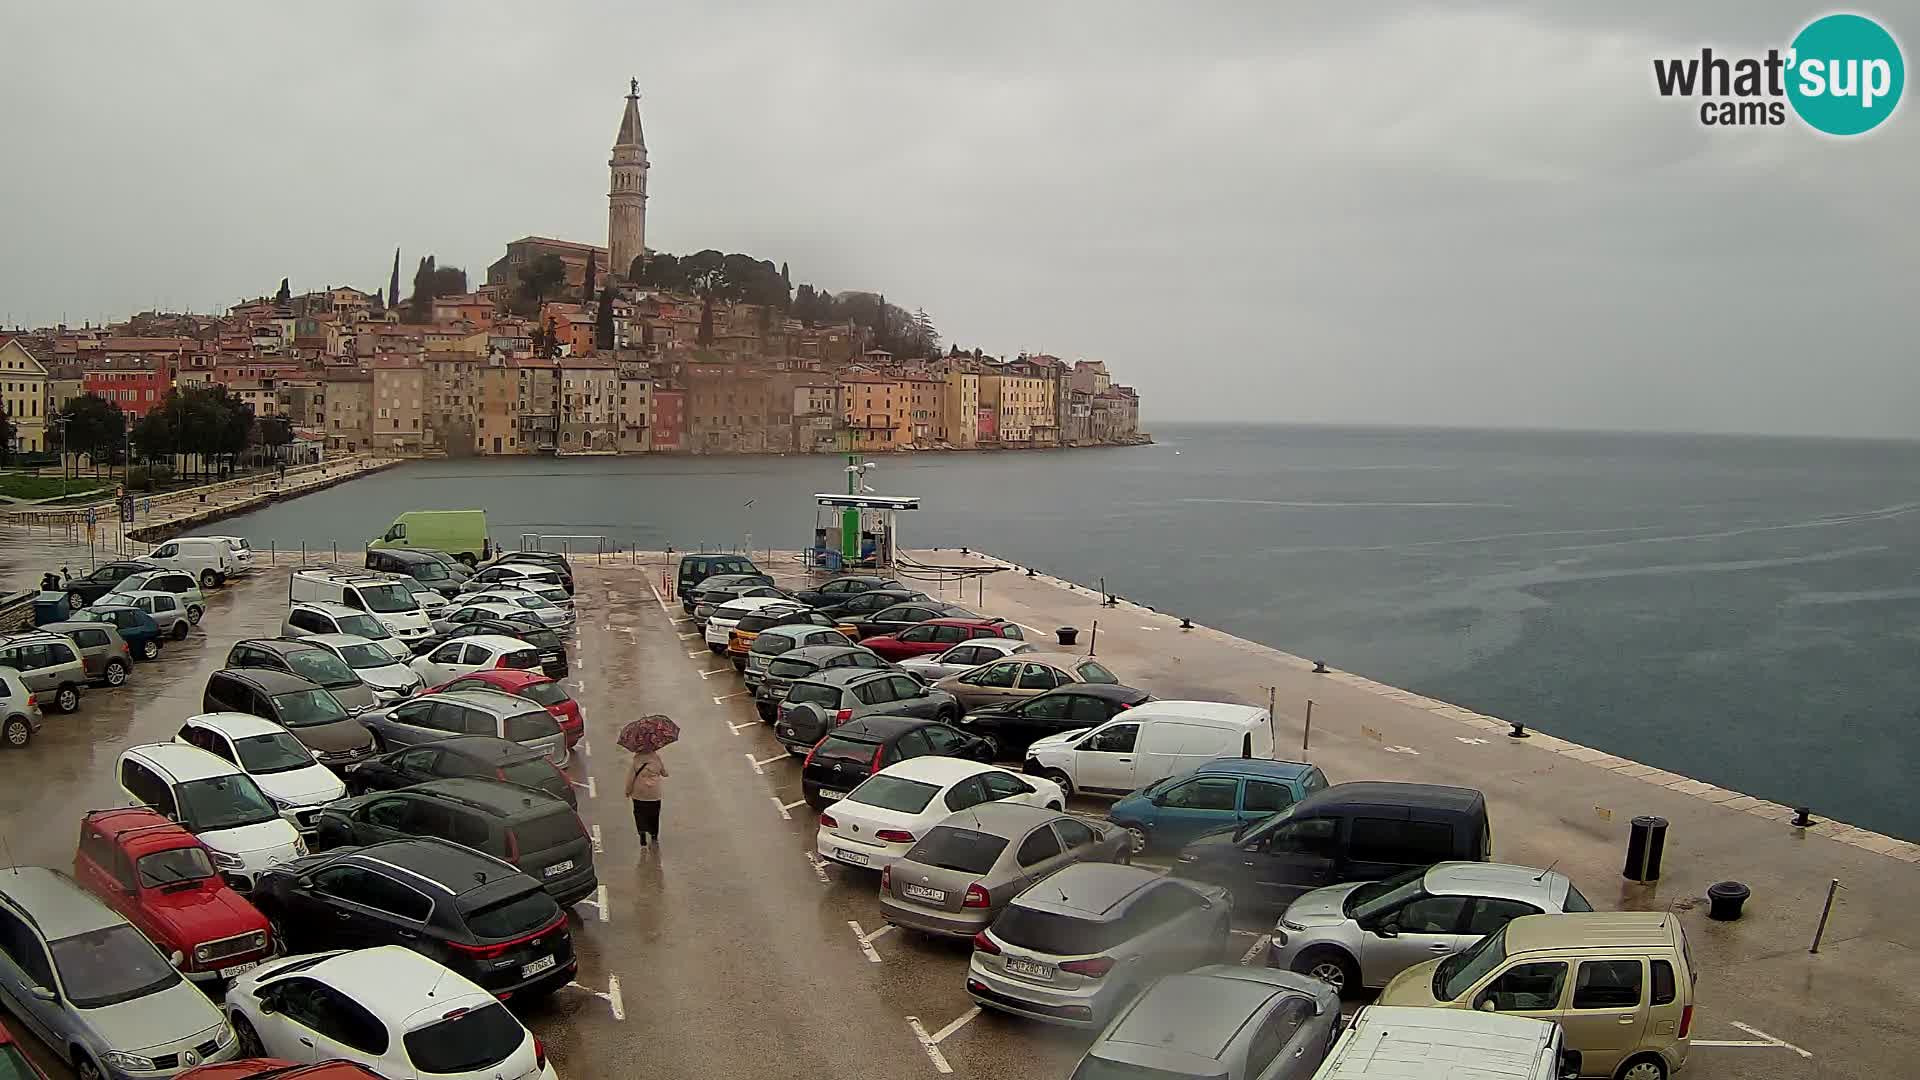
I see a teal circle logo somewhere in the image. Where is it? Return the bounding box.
[1787,14,1905,135]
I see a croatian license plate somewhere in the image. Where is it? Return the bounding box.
[220,961,258,980]
[902,883,946,903]
[834,848,870,866]
[521,955,556,978]
[543,860,574,878]
[818,790,848,802]
[1005,957,1054,980]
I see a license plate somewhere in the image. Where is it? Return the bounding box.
[543,860,574,877]
[818,790,848,802]
[834,848,870,866]
[1005,957,1054,980]
[902,883,946,903]
[521,955,556,978]
[220,961,259,979]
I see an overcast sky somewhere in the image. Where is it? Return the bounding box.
[1,3,1913,436]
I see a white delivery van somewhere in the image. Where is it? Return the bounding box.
[180,535,257,578]
[1023,700,1274,797]
[288,570,434,644]
[1311,1005,1580,1080]
[146,536,239,589]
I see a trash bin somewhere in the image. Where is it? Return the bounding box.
[1056,626,1079,647]
[1622,815,1668,883]
[32,591,68,627]
[1707,880,1750,921]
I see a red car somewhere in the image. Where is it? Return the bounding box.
[180,1061,385,1080]
[72,808,274,984]
[426,667,584,746]
[0,1019,49,1080]
[860,617,1027,662]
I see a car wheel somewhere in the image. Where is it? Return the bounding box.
[171,621,190,641]
[731,657,746,671]
[74,1051,103,1080]
[1293,948,1360,997]
[231,1014,265,1058]
[1124,826,1149,855]
[1616,1055,1668,1080]
[2,717,30,748]
[199,569,218,589]
[187,605,203,624]
[936,706,959,726]
[66,590,84,612]
[708,643,725,655]
[756,703,776,723]
[103,659,129,687]
[457,553,478,567]
[1046,800,1064,811]
[55,684,80,713]
[977,735,1001,760]
[141,639,160,660]
[1040,769,1074,798]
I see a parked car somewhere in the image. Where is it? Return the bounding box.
[1174,782,1493,911]
[897,637,1034,681]
[0,630,90,712]
[861,618,1028,662]
[177,1058,385,1080]
[967,863,1232,1029]
[775,668,961,754]
[935,652,1122,711]
[458,565,569,606]
[117,743,307,891]
[340,736,575,808]
[787,574,903,608]
[1109,758,1331,856]
[742,624,858,691]
[367,509,492,565]
[144,536,241,589]
[176,536,256,579]
[1321,1007,1585,1080]
[35,621,133,688]
[476,551,571,593]
[1025,700,1277,798]
[1377,912,1694,1080]
[72,808,274,985]
[300,634,423,704]
[456,589,571,630]
[105,571,207,624]
[809,587,931,619]
[702,595,800,653]
[0,866,239,1080]
[288,571,433,645]
[1071,965,1341,1080]
[361,687,568,765]
[418,619,567,679]
[312,778,595,906]
[115,591,195,642]
[431,600,529,636]
[878,802,1128,937]
[386,577,452,620]
[363,548,467,599]
[250,839,575,1000]
[753,643,893,720]
[425,669,582,746]
[174,713,348,833]
[224,639,379,714]
[58,560,161,611]
[225,947,556,1078]
[0,668,43,748]
[800,716,994,808]
[70,605,166,661]
[815,757,1066,872]
[691,585,793,628]
[282,602,412,662]
[408,635,545,687]
[0,1019,48,1080]
[727,607,858,669]
[682,573,774,615]
[1268,861,1591,996]
[963,683,1154,760]
[675,552,760,600]
[844,603,983,643]
[202,669,375,768]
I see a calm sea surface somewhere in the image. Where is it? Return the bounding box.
[220,424,1920,840]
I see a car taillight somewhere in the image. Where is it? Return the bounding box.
[1118,701,1134,710]
[1678,1004,1693,1039]
[963,883,991,908]
[1060,956,1115,978]
[505,830,521,865]
[120,642,131,655]
[819,812,838,829]
[835,709,853,725]
[971,931,1000,955]
[871,745,886,773]
[446,938,514,961]
[24,694,34,708]
[880,864,892,891]
[534,1036,546,1071]
[876,829,915,844]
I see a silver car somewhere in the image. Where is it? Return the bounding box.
[105,571,207,625]
[360,687,569,766]
[0,668,45,747]
[0,867,238,1079]
[460,589,573,630]
[968,863,1232,1028]
[1073,965,1342,1080]
[282,601,412,662]
[1267,861,1591,995]
[301,633,423,704]
[881,802,1130,938]
[743,624,858,690]
[115,591,194,642]
[897,637,1035,682]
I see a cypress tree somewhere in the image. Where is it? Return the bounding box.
[388,248,400,311]
[583,255,597,303]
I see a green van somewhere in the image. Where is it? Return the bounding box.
[369,509,492,566]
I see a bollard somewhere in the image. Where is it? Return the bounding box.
[1312,660,1329,674]
[1087,621,1098,656]
[1508,720,1530,738]
[1303,699,1314,753]
[1706,881,1750,921]
[1622,816,1668,882]
[1809,878,1843,953]
[1792,807,1815,828]
[1179,616,1192,630]
[1055,626,1079,647]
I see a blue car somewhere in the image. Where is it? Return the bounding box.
[1107,758,1331,855]
[72,605,165,661]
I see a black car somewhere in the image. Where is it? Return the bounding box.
[801,716,994,809]
[787,575,903,609]
[680,572,773,614]
[252,838,576,999]
[415,618,567,677]
[810,587,931,619]
[365,548,469,598]
[313,777,598,906]
[486,551,575,594]
[962,683,1155,759]
[753,643,893,720]
[341,735,577,807]
[59,561,161,611]
[676,553,761,603]
[846,601,978,640]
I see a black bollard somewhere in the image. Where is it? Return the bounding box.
[1056,626,1079,647]
[1706,881,1750,921]
[1623,816,1669,883]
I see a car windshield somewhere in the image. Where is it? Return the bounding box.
[992,906,1119,956]
[1436,925,1509,1001]
[1345,865,1430,920]
[271,689,350,728]
[233,732,316,774]
[1071,1059,1219,1080]
[786,682,841,708]
[411,562,451,581]
[766,658,819,679]
[177,774,280,831]
[403,1004,524,1074]
[136,847,215,887]
[848,775,939,814]
[515,681,567,707]
[335,613,391,640]
[335,642,392,669]
[906,826,1008,874]
[48,925,181,1009]
[358,583,419,613]
[286,650,357,688]
[464,888,560,940]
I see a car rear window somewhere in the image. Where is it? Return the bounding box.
[1563,883,1595,912]
[767,657,818,679]
[814,734,880,762]
[992,906,1121,956]
[499,649,542,671]
[786,682,841,707]
[463,888,561,940]
[504,710,561,742]
[906,826,1008,874]
[848,775,939,814]
[514,682,568,707]
[519,627,560,650]
[512,808,584,852]
[403,1004,524,1074]
[752,635,798,656]
[736,614,782,632]
[501,759,562,792]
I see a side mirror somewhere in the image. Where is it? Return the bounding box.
[1476,996,1498,1013]
[1557,1050,1582,1079]
[256,993,278,1015]
[1372,923,1400,939]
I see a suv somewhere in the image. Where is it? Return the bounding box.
[224,639,378,713]
[676,553,760,600]
[362,549,466,599]
[681,572,773,614]
[340,735,575,808]
[753,643,893,720]
[962,683,1154,760]
[116,592,194,642]
[202,669,375,767]
[1110,757,1328,856]
[727,608,857,670]
[286,571,433,644]
[811,587,932,619]
[774,668,960,754]
[58,561,161,611]
[743,624,859,691]
[862,617,1026,662]
[0,631,89,713]
[311,779,597,906]
[116,743,306,892]
[72,808,274,984]
[800,716,993,808]
[105,571,206,624]
[36,621,134,688]
[0,866,239,1079]
[281,601,411,662]
[251,838,576,1000]
[361,688,568,765]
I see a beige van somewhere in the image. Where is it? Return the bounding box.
[1376,912,1694,1080]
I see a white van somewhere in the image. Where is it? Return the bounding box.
[146,536,239,589]
[182,535,257,578]
[1312,1006,1580,1080]
[1023,700,1274,797]
[289,570,434,644]
[117,742,306,891]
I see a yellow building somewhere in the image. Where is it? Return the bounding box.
[321,370,372,453]
[0,340,50,453]
[940,371,979,448]
[842,375,908,451]
[370,358,426,453]
[978,372,1050,446]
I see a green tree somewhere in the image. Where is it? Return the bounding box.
[594,287,615,351]
[0,408,14,464]
[407,255,468,321]
[275,278,290,304]
[257,415,294,463]
[388,247,401,312]
[57,394,126,476]
[583,254,597,304]
[517,254,568,310]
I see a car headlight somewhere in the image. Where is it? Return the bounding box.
[265,792,292,811]
[194,944,213,962]
[100,1051,158,1072]
[1175,852,1198,864]
[250,930,268,950]
[1280,919,1307,932]
[209,850,243,870]
[294,836,309,856]
[216,1022,237,1048]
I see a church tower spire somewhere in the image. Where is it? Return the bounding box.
[608,78,649,282]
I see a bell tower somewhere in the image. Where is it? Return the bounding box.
[608,78,649,281]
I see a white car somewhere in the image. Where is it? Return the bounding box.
[704,595,799,652]
[116,743,306,890]
[897,638,1036,681]
[815,757,1066,872]
[461,563,571,605]
[461,589,572,630]
[174,712,347,832]
[304,632,424,703]
[104,569,208,623]
[226,947,559,1080]
[432,600,528,635]
[408,634,545,685]
[284,601,414,662]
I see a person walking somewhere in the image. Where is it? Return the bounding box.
[626,748,668,848]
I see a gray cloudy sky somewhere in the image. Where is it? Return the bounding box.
[1,2,1914,436]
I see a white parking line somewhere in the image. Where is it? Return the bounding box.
[727,720,759,734]
[803,850,831,884]
[578,737,592,757]
[564,975,626,1021]
[642,576,676,620]
[906,1006,981,1075]
[590,824,603,854]
[687,650,707,658]
[782,798,808,812]
[699,667,733,678]
[745,753,765,775]
[1694,1022,1813,1058]
[753,753,788,769]
[927,1007,980,1046]
[712,690,750,703]
[847,920,884,963]
[570,775,598,799]
[678,632,700,639]
[862,924,896,945]
[771,796,792,821]
[574,885,611,923]
[1239,934,1270,965]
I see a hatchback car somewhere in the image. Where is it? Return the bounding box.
[35,621,133,689]
[71,605,165,661]
[426,669,583,746]
[1109,758,1331,856]
[59,560,162,610]
[0,631,90,712]
[690,585,792,627]
[961,683,1154,759]
[225,947,555,1079]
[879,802,1129,938]
[1072,965,1341,1080]
[861,617,1026,661]
[458,589,571,630]
[117,743,307,892]
[743,624,858,691]
[477,551,571,593]
[174,713,348,833]
[430,600,530,636]
[775,668,960,754]
[937,652,1122,710]
[408,635,546,687]
[800,715,994,808]
[117,591,194,642]
[225,639,379,714]
[419,619,568,679]
[251,839,575,1000]
[897,637,1035,681]
[810,587,932,619]
[703,595,802,652]
[752,643,892,720]
[844,601,979,641]
[300,634,423,704]
[340,736,575,808]
[281,602,411,662]
[968,863,1233,1029]
[106,571,206,624]
[0,866,239,1080]
[362,688,568,765]
[681,571,775,614]
[815,757,1066,872]
[675,552,761,600]
[202,669,375,768]
[0,669,44,748]
[1268,861,1591,996]
[727,608,858,669]
[459,565,570,606]
[787,574,903,608]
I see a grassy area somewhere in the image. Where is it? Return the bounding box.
[0,473,112,501]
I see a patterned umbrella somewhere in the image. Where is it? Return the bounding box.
[617,713,681,754]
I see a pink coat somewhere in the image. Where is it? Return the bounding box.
[625,751,668,801]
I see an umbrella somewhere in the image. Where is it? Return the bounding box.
[617,714,680,754]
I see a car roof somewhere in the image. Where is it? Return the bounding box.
[929,800,1059,836]
[237,637,328,657]
[801,666,889,686]
[1012,862,1160,915]
[1050,682,1150,701]
[1193,757,1318,781]
[422,736,546,763]
[305,633,386,651]
[714,595,796,614]
[0,866,128,939]
[1124,700,1268,724]
[82,806,197,850]
[1107,970,1307,1060]
[1423,862,1569,905]
[336,838,522,895]
[291,945,489,1006]
[493,563,557,575]
[757,624,842,641]
[124,741,245,781]
[214,667,323,693]
[434,688,543,714]
[1503,912,1679,953]
[38,620,120,637]
[1326,1007,1559,1080]
[411,777,569,818]
[1294,781,1486,815]
[1000,651,1089,667]
[452,634,540,653]
[782,645,872,663]
[290,600,363,617]
[184,711,293,739]
[449,668,548,688]
[923,617,1005,629]
[829,715,934,741]
[878,755,997,786]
